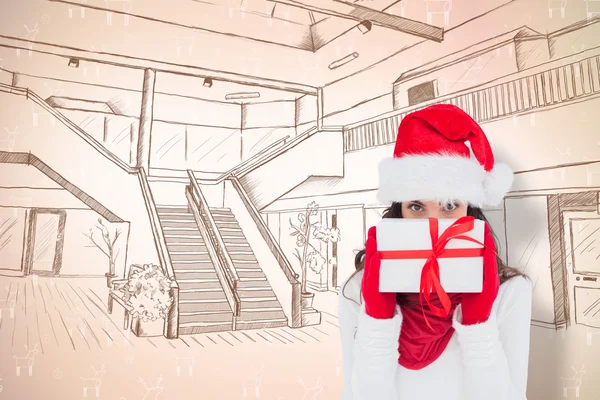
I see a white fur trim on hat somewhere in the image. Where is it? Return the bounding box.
[376,153,514,207]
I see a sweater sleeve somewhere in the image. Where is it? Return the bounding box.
[452,276,533,400]
[338,275,401,400]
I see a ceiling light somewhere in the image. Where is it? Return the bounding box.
[203,78,213,88]
[68,58,80,68]
[225,92,260,100]
[358,20,372,34]
[328,52,359,70]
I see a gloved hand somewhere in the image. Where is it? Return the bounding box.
[361,226,397,319]
[460,222,500,325]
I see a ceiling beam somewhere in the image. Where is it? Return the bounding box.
[0,35,318,95]
[269,0,444,42]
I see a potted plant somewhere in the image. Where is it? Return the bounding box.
[289,201,341,309]
[83,218,121,288]
[123,263,173,337]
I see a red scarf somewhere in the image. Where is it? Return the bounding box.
[397,292,462,370]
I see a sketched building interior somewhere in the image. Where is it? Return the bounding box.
[1,0,600,340]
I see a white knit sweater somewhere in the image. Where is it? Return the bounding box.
[338,270,533,400]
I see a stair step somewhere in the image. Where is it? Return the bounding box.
[223,243,250,251]
[212,217,236,224]
[170,252,212,262]
[218,227,243,232]
[237,279,270,289]
[166,244,208,253]
[231,258,258,264]
[160,220,198,228]
[239,308,287,321]
[235,319,288,330]
[240,299,281,309]
[179,289,228,301]
[179,321,233,334]
[209,207,232,213]
[157,211,194,218]
[165,236,205,245]
[221,237,248,244]
[174,270,218,280]
[179,310,234,324]
[172,260,214,270]
[156,206,189,213]
[178,280,222,290]
[162,226,199,232]
[225,252,256,263]
[179,299,231,313]
[238,289,278,298]
[232,266,262,272]
[237,270,266,279]
[213,221,241,230]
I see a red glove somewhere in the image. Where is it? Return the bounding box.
[460,222,500,325]
[361,226,397,319]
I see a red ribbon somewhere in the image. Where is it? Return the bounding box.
[379,216,485,330]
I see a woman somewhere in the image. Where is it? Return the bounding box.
[338,104,533,400]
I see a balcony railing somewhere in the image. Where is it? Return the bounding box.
[343,53,600,152]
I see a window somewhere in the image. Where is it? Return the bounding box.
[407,80,438,106]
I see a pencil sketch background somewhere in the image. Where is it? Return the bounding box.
[1,0,600,398]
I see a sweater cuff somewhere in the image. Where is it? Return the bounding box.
[356,304,403,340]
[452,305,503,367]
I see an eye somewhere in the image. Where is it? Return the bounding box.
[408,203,423,212]
[442,201,458,212]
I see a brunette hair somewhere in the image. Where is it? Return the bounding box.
[342,202,527,304]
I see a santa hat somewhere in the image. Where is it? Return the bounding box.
[377,104,514,208]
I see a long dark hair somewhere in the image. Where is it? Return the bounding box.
[342,202,527,304]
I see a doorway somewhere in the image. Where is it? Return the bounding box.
[26,209,67,276]
[562,210,600,328]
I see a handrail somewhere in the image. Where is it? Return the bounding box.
[0,82,296,183]
[194,135,290,184]
[227,175,301,327]
[0,82,179,338]
[186,170,241,319]
[342,52,600,152]
[0,83,136,174]
[234,126,318,177]
[227,176,300,283]
[137,167,179,339]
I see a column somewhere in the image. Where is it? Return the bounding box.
[136,68,156,171]
[316,87,324,130]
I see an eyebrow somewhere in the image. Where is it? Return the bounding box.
[409,200,425,206]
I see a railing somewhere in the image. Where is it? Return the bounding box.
[343,53,600,152]
[0,82,179,339]
[227,176,302,328]
[186,170,241,326]
[233,126,318,177]
[138,167,179,339]
[0,83,135,173]
[193,135,291,184]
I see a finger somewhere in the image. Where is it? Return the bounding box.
[367,226,377,241]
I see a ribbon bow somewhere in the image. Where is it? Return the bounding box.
[379,216,487,330]
[418,216,486,329]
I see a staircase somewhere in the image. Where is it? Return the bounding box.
[210,207,288,330]
[156,205,287,334]
[156,205,234,334]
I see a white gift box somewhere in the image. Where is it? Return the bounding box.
[376,218,485,293]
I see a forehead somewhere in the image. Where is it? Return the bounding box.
[408,200,462,207]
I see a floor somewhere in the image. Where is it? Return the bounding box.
[0,275,599,399]
[0,275,342,400]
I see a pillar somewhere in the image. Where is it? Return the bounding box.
[136,68,156,171]
[316,87,324,130]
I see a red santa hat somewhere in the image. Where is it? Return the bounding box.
[377,104,514,207]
